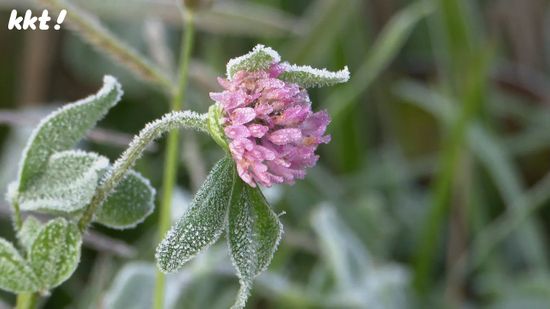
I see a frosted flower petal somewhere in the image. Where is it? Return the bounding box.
[210,64,331,187]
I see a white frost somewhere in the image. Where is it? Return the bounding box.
[226,44,281,79]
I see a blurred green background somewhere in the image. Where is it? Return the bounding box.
[1,0,550,308]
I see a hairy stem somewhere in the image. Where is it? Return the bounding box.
[38,0,175,95]
[153,10,196,309]
[77,111,207,232]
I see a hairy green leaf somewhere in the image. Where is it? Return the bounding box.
[18,150,109,214]
[16,75,122,192]
[227,180,283,309]
[279,64,350,88]
[156,157,235,273]
[226,44,280,79]
[17,216,43,251]
[29,218,82,290]
[94,170,155,229]
[0,238,40,293]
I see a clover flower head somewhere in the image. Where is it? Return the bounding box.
[209,45,349,187]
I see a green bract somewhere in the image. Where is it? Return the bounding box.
[156,157,235,272]
[227,180,282,309]
[279,63,350,88]
[226,44,281,79]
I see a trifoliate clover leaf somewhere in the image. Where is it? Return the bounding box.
[227,179,283,309]
[94,170,155,229]
[29,218,82,290]
[278,63,350,88]
[18,150,109,214]
[156,157,235,273]
[16,75,122,192]
[226,44,280,79]
[0,238,41,293]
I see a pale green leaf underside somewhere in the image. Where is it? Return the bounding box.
[17,75,122,192]
[156,157,235,273]
[226,44,280,79]
[227,180,282,309]
[18,216,43,251]
[0,238,41,293]
[279,63,350,88]
[94,170,155,229]
[30,218,82,290]
[19,150,108,214]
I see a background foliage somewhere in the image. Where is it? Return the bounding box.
[1,0,550,308]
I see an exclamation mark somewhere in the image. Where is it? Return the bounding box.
[54,9,67,30]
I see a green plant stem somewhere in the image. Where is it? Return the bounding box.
[12,201,23,231]
[15,293,37,309]
[77,111,207,232]
[154,10,196,309]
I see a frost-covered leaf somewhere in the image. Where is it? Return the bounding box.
[226,44,280,79]
[0,238,40,293]
[227,180,283,309]
[279,63,350,88]
[16,75,122,192]
[18,150,109,214]
[156,157,235,273]
[29,218,82,290]
[17,216,43,251]
[94,170,155,229]
[104,262,156,309]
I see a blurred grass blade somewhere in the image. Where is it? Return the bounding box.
[38,0,175,94]
[396,80,549,282]
[287,0,357,63]
[324,1,434,119]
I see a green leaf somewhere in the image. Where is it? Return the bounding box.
[0,238,41,293]
[226,44,280,79]
[17,216,43,251]
[104,262,156,309]
[29,218,82,290]
[156,157,235,273]
[16,75,122,192]
[18,150,109,214]
[279,64,350,88]
[94,170,155,229]
[227,180,283,309]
